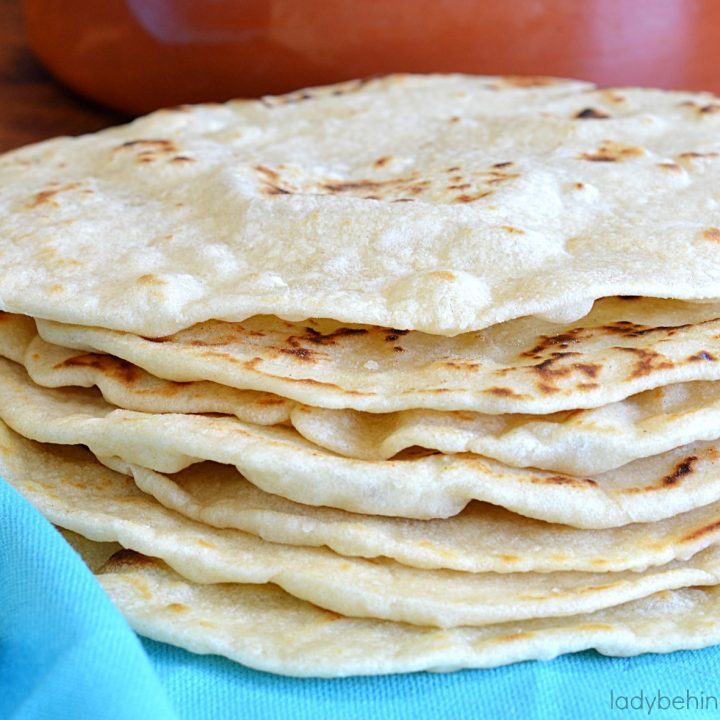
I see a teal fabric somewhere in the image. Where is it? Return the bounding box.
[3,476,720,720]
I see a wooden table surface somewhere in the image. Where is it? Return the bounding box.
[0,0,125,152]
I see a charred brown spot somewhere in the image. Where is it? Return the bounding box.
[662,456,697,486]
[322,177,412,193]
[700,104,720,114]
[577,382,600,390]
[373,156,392,168]
[618,295,641,300]
[574,182,585,190]
[574,107,610,120]
[573,362,600,378]
[117,139,179,152]
[500,226,524,234]
[521,329,591,357]
[679,519,720,544]
[492,161,514,168]
[57,353,141,384]
[263,184,292,196]
[657,162,682,172]
[486,386,525,398]
[538,382,561,395]
[27,182,81,209]
[580,141,644,162]
[453,190,493,203]
[533,474,598,487]
[392,346,404,352]
[140,336,171,343]
[171,155,196,164]
[167,603,189,613]
[137,274,166,285]
[299,326,369,346]
[280,347,315,361]
[689,351,717,362]
[703,227,720,242]
[614,346,675,378]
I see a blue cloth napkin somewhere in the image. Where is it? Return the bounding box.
[3,476,720,720]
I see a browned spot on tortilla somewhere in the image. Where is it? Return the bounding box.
[703,227,720,242]
[500,226,524,234]
[116,138,179,153]
[27,182,82,209]
[497,632,536,643]
[537,382,560,395]
[537,474,598,487]
[57,353,141,384]
[486,386,526,399]
[258,396,287,406]
[577,382,600,390]
[574,182,585,190]
[254,165,295,195]
[700,104,720,114]
[392,346,404,352]
[373,156,392,168]
[196,539,217,549]
[613,346,675,378]
[171,155,195,163]
[497,75,561,87]
[453,190,493,203]
[428,271,456,281]
[141,335,171,343]
[280,347,316,361]
[492,161,514,168]
[679,519,720,544]
[662,456,698,486]
[574,107,610,119]
[580,141,644,162]
[573,362,600,378]
[298,326,369,346]
[657,162,682,172]
[137,274,167,285]
[498,554,520,563]
[444,360,482,371]
[321,177,415,193]
[167,603,189,613]
[679,151,720,159]
[689,351,717,362]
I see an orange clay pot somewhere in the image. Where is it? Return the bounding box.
[24,0,720,115]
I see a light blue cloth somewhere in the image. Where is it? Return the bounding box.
[3,475,720,720]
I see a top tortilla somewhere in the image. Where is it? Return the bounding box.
[3,74,720,336]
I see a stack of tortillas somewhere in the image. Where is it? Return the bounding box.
[4,74,720,676]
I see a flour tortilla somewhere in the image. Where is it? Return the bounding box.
[101,459,720,574]
[35,297,720,414]
[3,76,720,336]
[4,420,720,629]
[3,356,720,526]
[92,548,720,677]
[6,318,720,476]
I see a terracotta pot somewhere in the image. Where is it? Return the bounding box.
[24,0,720,115]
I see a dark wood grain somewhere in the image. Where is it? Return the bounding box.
[0,0,125,152]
